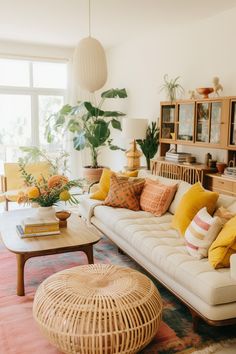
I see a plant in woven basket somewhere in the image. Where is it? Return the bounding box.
[160,74,184,102]
[17,161,83,207]
[136,122,159,170]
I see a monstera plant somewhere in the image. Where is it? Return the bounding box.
[46,88,127,177]
[136,122,159,170]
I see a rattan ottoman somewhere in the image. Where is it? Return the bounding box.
[33,264,163,354]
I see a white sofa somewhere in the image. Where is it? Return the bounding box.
[80,170,236,327]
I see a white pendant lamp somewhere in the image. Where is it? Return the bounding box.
[75,0,107,93]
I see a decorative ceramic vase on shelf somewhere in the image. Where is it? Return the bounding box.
[37,206,57,220]
[216,162,227,174]
[55,211,71,227]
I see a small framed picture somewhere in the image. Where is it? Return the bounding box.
[162,127,171,139]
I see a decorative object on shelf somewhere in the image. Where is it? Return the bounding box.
[122,118,148,170]
[224,167,236,179]
[188,90,196,99]
[17,162,83,209]
[165,148,191,163]
[213,77,223,96]
[208,159,217,169]
[205,153,212,167]
[160,74,184,102]
[196,87,214,99]
[46,88,127,183]
[55,210,71,228]
[216,162,227,174]
[74,0,107,92]
[136,122,159,170]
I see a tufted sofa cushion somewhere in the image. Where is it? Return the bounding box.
[93,205,236,306]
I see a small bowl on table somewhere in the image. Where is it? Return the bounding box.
[196,87,214,99]
[55,211,71,228]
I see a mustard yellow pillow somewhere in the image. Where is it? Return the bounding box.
[172,182,219,236]
[123,170,138,177]
[90,168,114,200]
[90,169,138,201]
[208,215,236,268]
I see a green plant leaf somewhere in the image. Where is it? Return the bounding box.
[101,88,127,98]
[111,119,122,130]
[84,102,105,117]
[103,111,126,118]
[73,132,86,151]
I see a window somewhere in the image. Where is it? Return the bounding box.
[0,57,68,169]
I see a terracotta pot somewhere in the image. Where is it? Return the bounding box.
[55,211,71,228]
[216,162,227,174]
[82,166,104,184]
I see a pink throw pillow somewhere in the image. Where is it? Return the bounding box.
[140,179,177,216]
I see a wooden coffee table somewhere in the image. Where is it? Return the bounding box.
[0,209,101,296]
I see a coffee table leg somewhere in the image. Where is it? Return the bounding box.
[16,254,26,296]
[83,245,94,264]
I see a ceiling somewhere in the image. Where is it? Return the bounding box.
[0,0,235,48]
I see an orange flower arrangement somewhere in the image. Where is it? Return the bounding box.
[17,167,82,207]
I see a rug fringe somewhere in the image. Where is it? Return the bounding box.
[193,338,236,354]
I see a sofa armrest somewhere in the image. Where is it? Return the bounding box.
[79,195,103,223]
[230,254,236,280]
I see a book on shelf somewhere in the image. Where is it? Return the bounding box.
[16,225,60,238]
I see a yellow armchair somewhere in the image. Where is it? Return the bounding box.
[0,162,51,210]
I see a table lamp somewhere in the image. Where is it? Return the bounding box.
[122,118,148,170]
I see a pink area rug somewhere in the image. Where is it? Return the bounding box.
[1,231,236,354]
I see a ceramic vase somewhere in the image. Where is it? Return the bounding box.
[37,206,56,220]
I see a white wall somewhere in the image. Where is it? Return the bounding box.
[100,6,236,170]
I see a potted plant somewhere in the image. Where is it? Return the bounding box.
[46,88,127,182]
[136,122,159,170]
[160,74,184,102]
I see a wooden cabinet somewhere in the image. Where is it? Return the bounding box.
[160,96,231,152]
[205,173,236,196]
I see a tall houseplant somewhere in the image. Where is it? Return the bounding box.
[136,122,159,170]
[46,88,127,175]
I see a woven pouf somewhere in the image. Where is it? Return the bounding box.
[33,264,163,354]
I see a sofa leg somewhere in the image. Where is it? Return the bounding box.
[190,309,200,331]
[5,199,9,211]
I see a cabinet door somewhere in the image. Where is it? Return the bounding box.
[177,103,194,142]
[196,103,210,143]
[161,104,175,140]
[210,102,222,144]
[229,101,236,146]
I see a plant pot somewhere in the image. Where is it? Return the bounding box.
[37,206,57,220]
[216,162,227,174]
[82,166,104,184]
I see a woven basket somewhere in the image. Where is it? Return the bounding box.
[33,264,163,354]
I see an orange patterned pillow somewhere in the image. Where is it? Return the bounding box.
[140,179,177,216]
[103,175,145,211]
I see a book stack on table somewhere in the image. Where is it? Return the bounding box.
[17,216,60,238]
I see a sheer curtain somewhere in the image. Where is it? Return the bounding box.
[65,50,95,178]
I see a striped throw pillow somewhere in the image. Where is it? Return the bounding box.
[184,207,222,259]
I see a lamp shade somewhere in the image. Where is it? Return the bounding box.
[75,36,107,93]
[122,118,148,139]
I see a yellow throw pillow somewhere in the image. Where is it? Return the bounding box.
[208,215,236,269]
[122,170,138,177]
[172,182,219,236]
[90,169,138,201]
[90,168,114,201]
